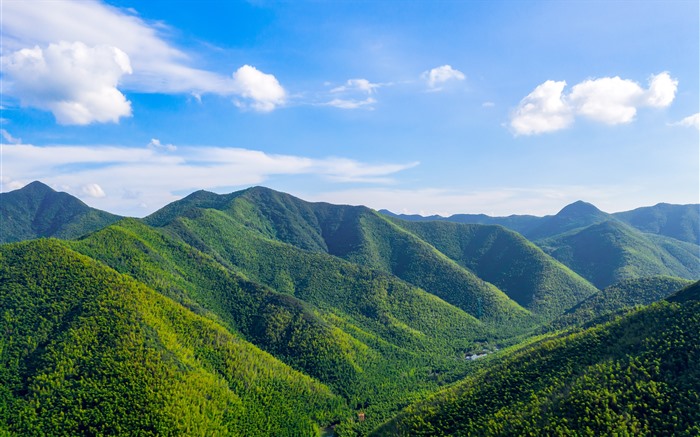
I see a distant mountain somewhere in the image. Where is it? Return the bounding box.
[374,292,700,436]
[523,200,611,240]
[538,220,700,288]
[379,209,542,235]
[391,220,598,318]
[0,181,120,243]
[614,203,700,245]
[382,200,700,289]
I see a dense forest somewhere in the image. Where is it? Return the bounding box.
[1,182,698,436]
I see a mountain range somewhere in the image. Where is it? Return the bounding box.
[1,181,698,436]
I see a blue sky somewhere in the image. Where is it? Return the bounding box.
[1,0,698,217]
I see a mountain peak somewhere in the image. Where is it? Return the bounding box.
[20,180,56,194]
[556,200,604,218]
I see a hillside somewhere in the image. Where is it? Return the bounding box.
[374,293,700,436]
[144,187,532,325]
[538,220,700,288]
[0,181,120,243]
[548,276,693,329]
[614,203,699,245]
[0,239,347,436]
[392,220,598,318]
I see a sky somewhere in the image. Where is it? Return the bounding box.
[1,0,698,217]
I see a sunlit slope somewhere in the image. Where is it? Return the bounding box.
[374,293,700,436]
[0,239,347,436]
[548,275,693,329]
[144,187,537,324]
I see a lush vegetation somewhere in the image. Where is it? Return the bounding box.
[0,181,121,244]
[1,183,698,436]
[374,296,700,436]
[614,203,699,245]
[547,276,693,330]
[538,220,700,288]
[0,239,347,436]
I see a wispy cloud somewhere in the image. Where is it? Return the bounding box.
[324,97,377,110]
[510,72,678,135]
[668,113,700,130]
[2,142,418,216]
[331,78,381,94]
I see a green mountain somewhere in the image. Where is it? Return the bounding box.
[523,200,611,240]
[538,220,700,288]
[614,203,700,245]
[390,220,598,318]
[548,275,693,329]
[0,239,347,436]
[379,209,542,236]
[373,292,700,436]
[144,186,532,325]
[0,181,120,243]
[381,201,700,289]
[667,280,700,303]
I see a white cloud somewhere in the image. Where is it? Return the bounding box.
[643,72,678,108]
[231,65,286,112]
[482,101,496,108]
[147,138,177,151]
[422,65,465,89]
[2,41,132,125]
[510,80,573,135]
[568,76,643,124]
[1,142,417,216]
[1,1,287,115]
[669,113,700,130]
[511,73,678,135]
[331,79,381,94]
[0,129,22,144]
[324,97,377,110]
[81,183,106,198]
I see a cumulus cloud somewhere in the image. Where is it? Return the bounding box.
[510,80,573,135]
[511,72,678,135]
[331,79,381,94]
[2,142,417,216]
[669,113,700,130]
[231,65,286,112]
[422,65,465,89]
[324,97,377,110]
[2,41,132,125]
[1,1,287,116]
[147,138,176,151]
[81,183,106,198]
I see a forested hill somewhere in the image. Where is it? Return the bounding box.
[0,239,347,436]
[2,182,698,436]
[0,181,121,243]
[142,185,597,320]
[373,287,700,436]
[383,200,700,289]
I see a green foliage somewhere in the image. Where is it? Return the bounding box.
[0,239,347,435]
[548,276,693,329]
[614,203,699,245]
[666,280,700,303]
[538,220,700,288]
[374,299,700,436]
[394,220,598,318]
[0,181,120,243]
